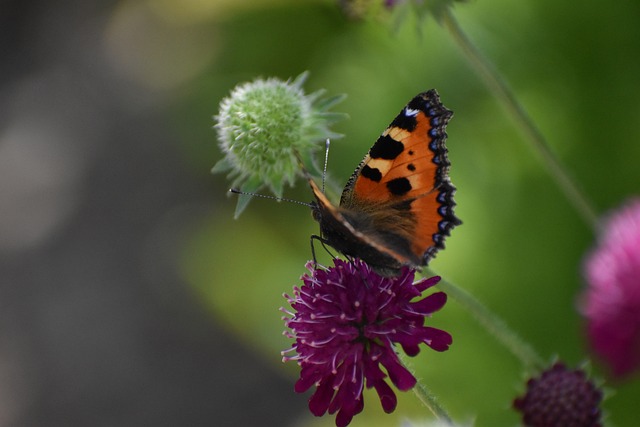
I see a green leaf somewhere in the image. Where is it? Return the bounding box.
[291,70,310,88]
[234,177,262,219]
[211,157,233,174]
[315,93,348,112]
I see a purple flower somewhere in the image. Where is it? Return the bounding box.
[581,198,640,378]
[513,362,603,427]
[282,259,452,427]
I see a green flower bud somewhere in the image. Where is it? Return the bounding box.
[212,72,345,217]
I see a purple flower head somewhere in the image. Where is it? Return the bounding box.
[513,362,603,427]
[581,198,640,378]
[282,259,452,427]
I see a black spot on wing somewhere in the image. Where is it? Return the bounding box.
[370,134,404,160]
[407,163,416,172]
[390,111,418,131]
[386,177,412,196]
[406,95,426,112]
[361,165,382,182]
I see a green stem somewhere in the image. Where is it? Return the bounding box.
[440,8,601,233]
[401,353,454,423]
[434,273,545,370]
[413,382,454,424]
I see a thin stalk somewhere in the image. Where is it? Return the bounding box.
[404,362,454,424]
[440,8,600,233]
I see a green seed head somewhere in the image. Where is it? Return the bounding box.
[213,72,345,217]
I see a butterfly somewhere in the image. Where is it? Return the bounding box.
[308,90,461,276]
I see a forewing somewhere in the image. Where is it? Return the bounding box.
[340,90,461,265]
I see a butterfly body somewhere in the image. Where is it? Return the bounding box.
[310,90,460,276]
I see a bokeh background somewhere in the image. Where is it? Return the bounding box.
[2,0,640,426]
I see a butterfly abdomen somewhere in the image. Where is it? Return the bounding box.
[311,202,405,274]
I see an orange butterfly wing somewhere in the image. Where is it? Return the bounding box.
[339,90,460,267]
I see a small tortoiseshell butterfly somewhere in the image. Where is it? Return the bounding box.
[309,90,461,276]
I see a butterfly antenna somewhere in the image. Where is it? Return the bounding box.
[322,139,331,193]
[229,188,312,208]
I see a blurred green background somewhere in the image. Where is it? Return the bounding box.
[2,0,639,426]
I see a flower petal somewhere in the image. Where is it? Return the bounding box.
[372,379,397,413]
[308,380,334,416]
[379,350,416,391]
[400,342,420,357]
[409,291,447,315]
[331,379,364,427]
[414,275,441,292]
[295,368,320,393]
[581,198,640,378]
[422,327,453,352]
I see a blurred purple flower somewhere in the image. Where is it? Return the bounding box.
[513,362,603,427]
[282,259,452,427]
[581,198,640,378]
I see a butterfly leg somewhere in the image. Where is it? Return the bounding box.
[310,236,371,288]
[310,234,336,271]
[344,255,375,289]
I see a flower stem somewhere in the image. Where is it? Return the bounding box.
[440,8,600,234]
[401,354,454,423]
[434,274,545,370]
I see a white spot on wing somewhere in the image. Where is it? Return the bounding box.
[367,158,392,175]
[387,127,410,141]
[404,108,419,117]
